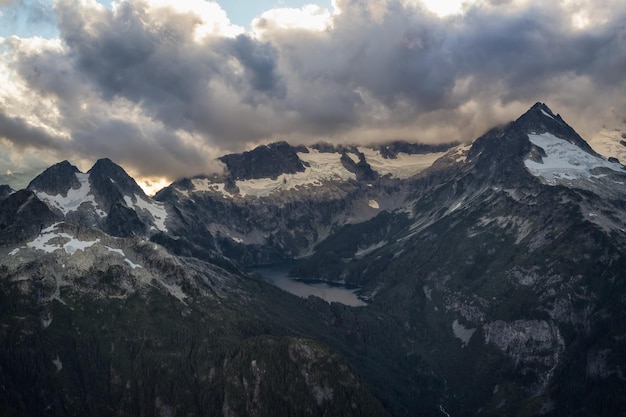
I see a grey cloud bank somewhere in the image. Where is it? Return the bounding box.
[0,0,625,187]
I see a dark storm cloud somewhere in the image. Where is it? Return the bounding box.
[2,0,626,183]
[232,35,285,96]
[55,1,215,125]
[48,0,291,146]
[442,1,626,136]
[447,3,623,95]
[332,1,455,110]
[69,117,212,179]
[0,112,59,150]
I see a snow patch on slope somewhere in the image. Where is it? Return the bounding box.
[524,133,623,185]
[123,194,169,232]
[52,356,63,372]
[345,152,361,164]
[35,173,106,217]
[124,258,142,269]
[355,240,387,258]
[452,319,476,348]
[450,144,472,163]
[235,149,357,198]
[105,246,125,256]
[25,223,99,254]
[541,109,555,120]
[191,178,235,198]
[106,246,142,269]
[158,281,187,303]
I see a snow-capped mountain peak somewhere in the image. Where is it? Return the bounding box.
[516,102,600,156]
[21,158,170,237]
[27,161,105,219]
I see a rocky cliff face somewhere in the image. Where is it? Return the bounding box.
[0,189,59,245]
[219,141,309,180]
[27,160,81,196]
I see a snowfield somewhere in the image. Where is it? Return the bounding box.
[186,146,449,198]
[188,149,357,198]
[124,194,169,232]
[524,133,623,185]
[22,223,100,255]
[358,147,447,179]
[35,173,106,217]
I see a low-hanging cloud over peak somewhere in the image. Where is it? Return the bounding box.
[0,0,625,189]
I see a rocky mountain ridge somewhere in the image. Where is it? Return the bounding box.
[155,138,465,264]
[26,158,170,238]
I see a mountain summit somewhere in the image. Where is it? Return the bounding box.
[516,102,600,155]
[465,102,624,192]
[219,141,309,180]
[24,158,169,237]
[27,160,81,196]
[88,157,147,204]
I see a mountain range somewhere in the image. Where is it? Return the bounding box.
[1,102,625,416]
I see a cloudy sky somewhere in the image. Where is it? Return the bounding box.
[1,0,625,193]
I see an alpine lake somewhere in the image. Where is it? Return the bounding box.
[250,263,368,307]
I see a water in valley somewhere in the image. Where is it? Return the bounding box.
[251,263,368,307]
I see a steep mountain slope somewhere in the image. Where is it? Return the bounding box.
[0,189,60,245]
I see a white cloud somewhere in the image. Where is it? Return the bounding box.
[132,0,245,39]
[252,5,333,35]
